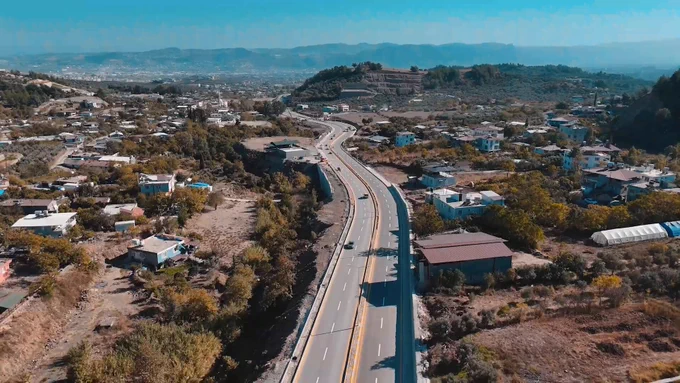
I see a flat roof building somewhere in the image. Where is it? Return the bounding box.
[11,212,77,237]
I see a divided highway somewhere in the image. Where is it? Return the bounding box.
[290,118,416,383]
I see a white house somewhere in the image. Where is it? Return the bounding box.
[432,190,505,220]
[12,212,77,237]
[559,125,589,143]
[563,151,610,171]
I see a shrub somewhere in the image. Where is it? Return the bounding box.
[648,243,670,255]
[66,323,222,383]
[483,273,496,291]
[604,285,632,308]
[480,309,496,328]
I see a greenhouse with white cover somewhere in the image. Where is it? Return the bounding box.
[591,224,669,246]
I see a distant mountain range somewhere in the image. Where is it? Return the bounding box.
[2,40,680,77]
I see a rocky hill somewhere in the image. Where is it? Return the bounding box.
[291,62,425,101]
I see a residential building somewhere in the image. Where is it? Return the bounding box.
[0,199,59,214]
[523,128,549,139]
[432,190,505,220]
[127,234,187,268]
[11,212,77,237]
[53,175,88,191]
[395,132,416,147]
[367,135,390,145]
[0,259,11,285]
[339,104,350,112]
[296,104,309,111]
[558,124,589,142]
[548,117,577,128]
[421,164,457,189]
[582,167,643,196]
[115,220,136,233]
[103,203,145,218]
[587,164,677,201]
[0,292,27,314]
[476,136,502,153]
[139,174,176,196]
[563,148,611,171]
[414,232,513,285]
[534,144,569,156]
[472,125,504,138]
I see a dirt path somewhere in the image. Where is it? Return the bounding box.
[28,267,141,383]
[49,148,75,170]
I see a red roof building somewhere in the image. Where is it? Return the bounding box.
[414,232,512,285]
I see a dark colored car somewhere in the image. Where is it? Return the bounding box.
[344,241,355,249]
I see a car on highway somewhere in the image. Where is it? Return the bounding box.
[359,193,369,199]
[344,241,355,249]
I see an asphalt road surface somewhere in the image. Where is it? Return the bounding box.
[292,118,415,383]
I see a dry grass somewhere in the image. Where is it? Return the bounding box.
[640,300,680,329]
[629,361,680,383]
[0,268,95,380]
[471,303,680,382]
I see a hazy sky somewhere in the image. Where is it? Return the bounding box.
[2,0,680,54]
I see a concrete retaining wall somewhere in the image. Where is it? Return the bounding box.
[316,163,334,201]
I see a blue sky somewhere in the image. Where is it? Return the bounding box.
[2,0,680,54]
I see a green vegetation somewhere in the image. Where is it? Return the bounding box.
[3,230,93,275]
[66,323,221,383]
[613,69,680,152]
[421,63,650,102]
[291,61,382,101]
[423,66,463,89]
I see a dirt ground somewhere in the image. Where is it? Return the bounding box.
[471,304,680,382]
[374,165,409,185]
[185,181,260,270]
[27,267,143,383]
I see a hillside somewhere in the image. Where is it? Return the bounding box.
[291,62,424,101]
[612,70,680,152]
[3,40,680,75]
[293,63,650,102]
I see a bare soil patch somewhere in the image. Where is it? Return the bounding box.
[471,305,680,382]
[374,165,409,185]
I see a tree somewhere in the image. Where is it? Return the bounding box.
[591,275,622,305]
[161,288,218,323]
[292,171,311,192]
[412,204,445,237]
[223,264,257,311]
[555,101,569,110]
[410,65,419,72]
[207,192,225,210]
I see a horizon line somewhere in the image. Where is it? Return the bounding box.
[3,37,680,57]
